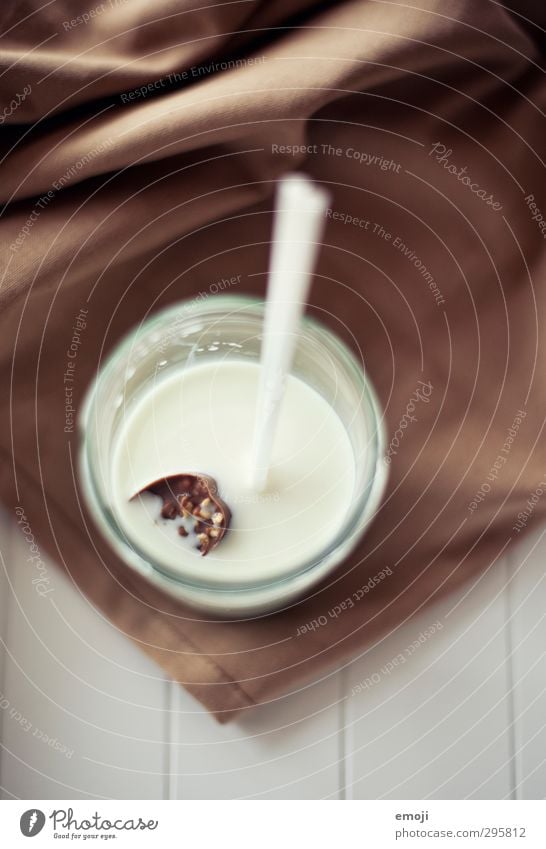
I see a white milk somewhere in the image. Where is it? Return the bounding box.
[111,360,356,585]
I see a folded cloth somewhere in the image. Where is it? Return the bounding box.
[0,0,544,721]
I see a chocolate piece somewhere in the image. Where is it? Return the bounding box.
[132,473,231,556]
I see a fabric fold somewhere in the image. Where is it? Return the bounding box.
[0,0,544,721]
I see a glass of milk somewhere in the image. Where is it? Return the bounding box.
[79,295,387,617]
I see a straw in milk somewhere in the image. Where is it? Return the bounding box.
[250,173,330,491]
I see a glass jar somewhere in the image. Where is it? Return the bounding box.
[78,295,387,617]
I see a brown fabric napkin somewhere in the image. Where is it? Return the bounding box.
[0,0,545,722]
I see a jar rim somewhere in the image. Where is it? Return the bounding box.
[79,294,388,600]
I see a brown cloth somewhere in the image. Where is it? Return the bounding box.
[0,0,545,722]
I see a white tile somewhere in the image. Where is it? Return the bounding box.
[169,674,343,799]
[0,508,13,799]
[345,557,514,799]
[1,520,169,799]
[509,524,546,799]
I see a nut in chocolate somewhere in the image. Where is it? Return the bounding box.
[133,473,231,556]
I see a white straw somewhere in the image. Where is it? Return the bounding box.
[250,173,331,491]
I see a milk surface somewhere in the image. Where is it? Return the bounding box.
[111,360,356,585]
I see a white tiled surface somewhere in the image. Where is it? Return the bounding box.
[509,530,546,799]
[0,507,544,800]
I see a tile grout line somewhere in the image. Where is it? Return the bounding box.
[161,678,172,799]
[503,551,519,800]
[338,667,349,800]
[166,680,179,800]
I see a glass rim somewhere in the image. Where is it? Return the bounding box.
[79,294,388,595]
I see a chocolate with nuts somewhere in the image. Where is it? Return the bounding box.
[132,473,231,556]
